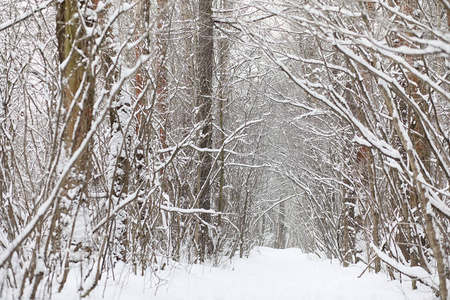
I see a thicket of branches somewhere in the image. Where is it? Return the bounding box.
[0,0,448,299]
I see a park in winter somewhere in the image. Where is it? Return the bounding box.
[0,0,449,299]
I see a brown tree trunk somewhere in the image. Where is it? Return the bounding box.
[135,0,150,137]
[156,0,169,151]
[196,0,214,262]
[55,0,97,292]
[217,0,232,227]
[57,0,95,185]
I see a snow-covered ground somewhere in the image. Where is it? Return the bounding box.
[54,247,434,300]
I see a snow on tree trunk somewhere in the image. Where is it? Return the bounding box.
[195,0,214,262]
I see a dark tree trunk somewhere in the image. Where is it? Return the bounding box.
[196,0,214,262]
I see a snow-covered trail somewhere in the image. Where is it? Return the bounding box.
[56,247,433,300]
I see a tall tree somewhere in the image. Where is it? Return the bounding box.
[54,0,98,292]
[196,0,214,261]
[156,0,169,151]
[216,0,231,227]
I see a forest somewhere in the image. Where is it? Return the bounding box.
[0,0,449,298]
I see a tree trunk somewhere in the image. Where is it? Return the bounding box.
[157,0,169,151]
[55,0,97,291]
[275,200,287,249]
[196,0,214,261]
[217,0,232,226]
[342,177,355,267]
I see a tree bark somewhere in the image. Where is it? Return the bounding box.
[55,0,97,292]
[57,0,95,185]
[157,0,169,151]
[196,0,214,261]
[217,0,232,226]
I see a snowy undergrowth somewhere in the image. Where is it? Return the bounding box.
[51,247,434,300]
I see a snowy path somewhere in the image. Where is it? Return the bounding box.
[56,247,433,300]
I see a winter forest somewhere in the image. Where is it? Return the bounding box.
[0,0,449,298]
